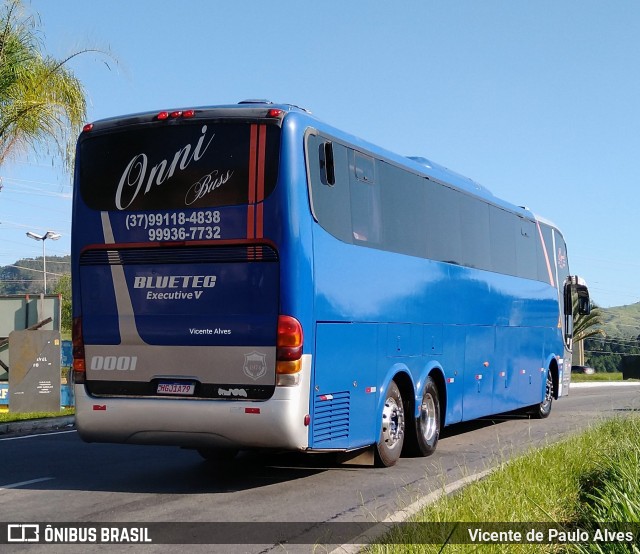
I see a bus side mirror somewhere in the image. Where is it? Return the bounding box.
[577,289,591,316]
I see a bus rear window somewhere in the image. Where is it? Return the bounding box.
[78,122,280,210]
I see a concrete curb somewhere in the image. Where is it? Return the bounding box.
[0,415,75,436]
[570,381,640,388]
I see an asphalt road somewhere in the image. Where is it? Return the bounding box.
[1,383,639,553]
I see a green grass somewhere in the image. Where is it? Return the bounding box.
[367,416,640,553]
[572,445,640,554]
[571,372,623,382]
[0,407,74,423]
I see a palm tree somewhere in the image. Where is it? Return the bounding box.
[0,0,87,172]
[573,298,605,343]
[572,297,605,367]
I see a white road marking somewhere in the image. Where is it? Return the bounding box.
[330,467,496,554]
[0,429,77,441]
[571,381,640,388]
[0,477,53,490]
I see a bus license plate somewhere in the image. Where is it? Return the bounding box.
[157,382,195,395]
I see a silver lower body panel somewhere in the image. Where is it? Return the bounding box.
[75,355,312,450]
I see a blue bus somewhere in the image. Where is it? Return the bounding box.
[71,101,590,467]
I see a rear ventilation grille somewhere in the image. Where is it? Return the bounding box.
[313,391,350,445]
[80,244,278,265]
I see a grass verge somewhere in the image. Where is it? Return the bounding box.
[571,372,624,382]
[367,416,640,553]
[0,407,74,423]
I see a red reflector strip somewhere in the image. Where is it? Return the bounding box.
[247,125,258,238]
[520,369,527,374]
[246,124,267,239]
[446,377,455,384]
[319,394,334,401]
[499,371,506,377]
[245,407,260,414]
[365,386,376,394]
[93,405,106,411]
[475,374,483,380]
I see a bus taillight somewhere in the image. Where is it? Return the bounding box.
[72,317,86,383]
[156,109,195,120]
[276,315,303,384]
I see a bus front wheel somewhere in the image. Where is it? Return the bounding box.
[374,380,405,467]
[530,370,554,419]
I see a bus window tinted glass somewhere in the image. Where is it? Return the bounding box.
[79,122,281,210]
[536,223,555,285]
[305,133,553,285]
[307,134,352,243]
[490,207,516,275]
[378,161,427,258]
[516,219,537,280]
[425,182,462,265]
[554,230,570,286]
[351,151,381,244]
[459,194,490,270]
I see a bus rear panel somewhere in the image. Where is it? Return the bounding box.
[73,107,311,450]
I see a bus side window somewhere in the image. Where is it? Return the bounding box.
[515,219,537,280]
[307,135,352,244]
[489,206,517,276]
[351,151,381,244]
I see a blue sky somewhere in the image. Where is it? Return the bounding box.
[1,0,639,307]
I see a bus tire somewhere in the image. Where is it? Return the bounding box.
[197,448,239,463]
[530,370,553,419]
[407,376,440,457]
[374,380,405,467]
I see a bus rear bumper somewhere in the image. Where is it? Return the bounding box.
[74,356,311,451]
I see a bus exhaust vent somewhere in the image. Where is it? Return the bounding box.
[312,391,350,445]
[80,245,278,266]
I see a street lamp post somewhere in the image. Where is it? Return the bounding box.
[26,231,61,293]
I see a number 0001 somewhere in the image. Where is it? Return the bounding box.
[90,356,138,371]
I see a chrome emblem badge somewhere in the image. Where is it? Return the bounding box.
[243,351,267,381]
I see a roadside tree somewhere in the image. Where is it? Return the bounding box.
[0,0,88,171]
[52,272,71,332]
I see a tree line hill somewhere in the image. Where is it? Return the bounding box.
[0,255,70,296]
[0,256,638,372]
[586,302,640,373]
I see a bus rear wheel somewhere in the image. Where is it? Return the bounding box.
[374,380,405,467]
[406,376,440,456]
